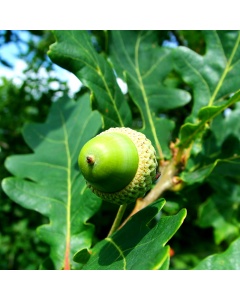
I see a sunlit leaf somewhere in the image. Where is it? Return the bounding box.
[73,199,187,270]
[48,30,132,129]
[194,237,240,270]
[109,30,191,159]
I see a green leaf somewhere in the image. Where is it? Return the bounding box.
[174,30,240,122]
[178,89,240,149]
[198,196,239,245]
[109,31,191,159]
[48,30,132,129]
[158,254,170,270]
[180,100,240,185]
[198,177,240,245]
[1,95,102,269]
[181,154,240,184]
[73,199,187,270]
[211,101,240,147]
[194,237,240,270]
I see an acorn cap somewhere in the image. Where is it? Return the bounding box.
[78,127,158,205]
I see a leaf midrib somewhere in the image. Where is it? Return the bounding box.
[59,108,72,270]
[208,31,240,106]
[134,32,163,159]
[105,237,127,270]
[58,31,125,127]
[186,154,240,179]
[113,31,172,158]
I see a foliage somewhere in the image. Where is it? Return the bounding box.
[74,199,186,270]
[0,30,70,269]
[1,30,240,270]
[194,237,240,270]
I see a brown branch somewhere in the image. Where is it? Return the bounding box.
[120,160,177,228]
[119,141,191,229]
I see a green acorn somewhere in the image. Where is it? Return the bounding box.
[78,127,158,205]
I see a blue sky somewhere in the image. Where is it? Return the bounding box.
[0,31,82,96]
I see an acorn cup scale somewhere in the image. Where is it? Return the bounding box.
[78,127,158,205]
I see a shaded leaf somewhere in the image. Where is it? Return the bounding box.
[181,154,240,184]
[1,95,102,269]
[198,177,240,244]
[211,101,240,147]
[74,199,187,270]
[180,95,240,185]
[109,30,191,159]
[194,237,240,270]
[48,30,131,129]
[178,89,240,149]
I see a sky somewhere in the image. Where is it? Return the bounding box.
[0,31,82,97]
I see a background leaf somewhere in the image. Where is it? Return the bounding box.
[194,237,240,270]
[109,30,191,159]
[178,89,240,149]
[48,30,132,129]
[180,91,240,185]
[1,95,102,269]
[174,30,240,123]
[74,199,187,270]
[197,177,240,245]
[176,85,240,258]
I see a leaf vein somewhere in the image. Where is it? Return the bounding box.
[135,32,163,159]
[105,237,127,270]
[208,31,240,106]
[59,107,72,270]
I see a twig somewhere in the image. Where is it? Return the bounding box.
[120,142,190,228]
[120,160,178,228]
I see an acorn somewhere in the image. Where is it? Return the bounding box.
[78,127,158,205]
